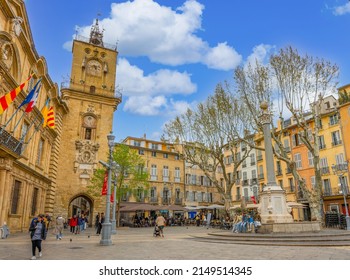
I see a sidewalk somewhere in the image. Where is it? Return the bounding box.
[1,226,350,260]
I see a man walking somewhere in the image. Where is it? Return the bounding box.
[155,213,166,238]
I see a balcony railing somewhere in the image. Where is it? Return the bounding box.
[174,198,183,205]
[319,144,326,150]
[276,170,283,176]
[331,140,342,147]
[258,173,264,180]
[0,128,23,156]
[323,190,332,196]
[339,186,350,195]
[136,197,145,203]
[333,163,348,172]
[236,195,241,201]
[163,176,169,182]
[162,197,170,205]
[257,155,263,161]
[61,80,122,100]
[250,178,258,185]
[150,175,158,181]
[149,197,158,203]
[320,166,330,175]
[243,179,249,186]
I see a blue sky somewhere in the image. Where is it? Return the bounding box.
[25,0,350,142]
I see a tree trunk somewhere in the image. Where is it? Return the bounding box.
[223,193,232,218]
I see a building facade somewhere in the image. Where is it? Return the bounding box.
[0,0,67,231]
[122,136,222,209]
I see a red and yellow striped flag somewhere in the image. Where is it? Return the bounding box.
[46,106,55,129]
[0,75,32,115]
[41,102,55,129]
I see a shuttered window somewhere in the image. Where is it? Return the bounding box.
[11,180,21,214]
[31,187,39,216]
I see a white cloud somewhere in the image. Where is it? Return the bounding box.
[67,0,241,70]
[117,58,197,96]
[333,2,350,15]
[204,42,242,70]
[245,44,275,68]
[169,98,196,116]
[124,95,167,115]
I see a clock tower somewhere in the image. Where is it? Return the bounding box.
[54,19,122,220]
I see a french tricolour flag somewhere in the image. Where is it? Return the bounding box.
[18,79,42,113]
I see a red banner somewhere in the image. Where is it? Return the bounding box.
[101,171,108,195]
[251,196,257,204]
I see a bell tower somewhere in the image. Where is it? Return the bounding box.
[54,19,122,218]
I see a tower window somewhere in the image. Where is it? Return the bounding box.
[90,86,96,94]
[82,115,96,141]
[85,128,92,140]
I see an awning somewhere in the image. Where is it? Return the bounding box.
[119,203,161,212]
[230,204,260,210]
[205,204,225,209]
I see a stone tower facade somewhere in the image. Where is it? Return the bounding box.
[54,20,121,222]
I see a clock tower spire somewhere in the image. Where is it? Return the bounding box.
[89,19,104,47]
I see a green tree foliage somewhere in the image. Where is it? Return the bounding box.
[87,144,149,226]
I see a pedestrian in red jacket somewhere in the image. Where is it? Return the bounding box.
[69,215,78,234]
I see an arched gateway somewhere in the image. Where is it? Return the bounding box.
[68,194,94,226]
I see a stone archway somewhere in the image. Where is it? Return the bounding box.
[68,194,94,227]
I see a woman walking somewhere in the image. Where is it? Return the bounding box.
[29,214,46,260]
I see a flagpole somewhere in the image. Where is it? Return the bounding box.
[0,74,33,135]
[0,77,38,137]
[4,111,26,144]
[14,98,50,153]
[0,105,24,137]
[19,118,44,154]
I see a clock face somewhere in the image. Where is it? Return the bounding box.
[87,60,101,76]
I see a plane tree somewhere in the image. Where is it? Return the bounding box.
[164,84,254,213]
[233,46,339,222]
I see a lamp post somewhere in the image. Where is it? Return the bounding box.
[111,166,119,234]
[331,162,350,231]
[100,132,115,245]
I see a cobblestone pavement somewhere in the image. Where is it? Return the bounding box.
[1,226,350,260]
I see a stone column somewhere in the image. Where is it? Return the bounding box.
[258,101,293,224]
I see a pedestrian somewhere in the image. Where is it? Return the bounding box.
[43,213,52,233]
[155,213,166,237]
[29,214,46,260]
[95,213,100,230]
[55,214,65,240]
[69,215,78,234]
[96,213,104,235]
[195,214,200,226]
[76,214,83,234]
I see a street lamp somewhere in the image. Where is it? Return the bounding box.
[331,161,350,231]
[111,166,119,235]
[100,132,115,245]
